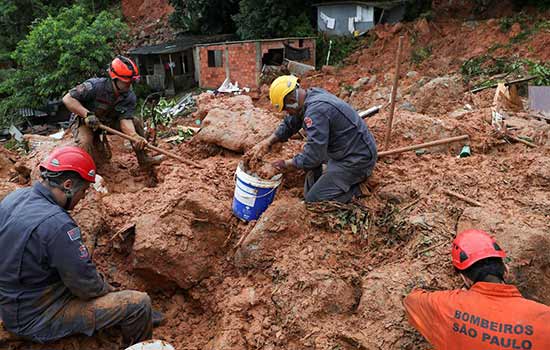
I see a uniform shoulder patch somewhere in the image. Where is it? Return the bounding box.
[67,227,81,241]
[75,82,93,94]
[304,116,313,128]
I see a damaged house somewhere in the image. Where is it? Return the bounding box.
[314,1,408,36]
[129,36,316,94]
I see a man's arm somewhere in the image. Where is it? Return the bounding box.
[44,219,111,300]
[403,289,452,348]
[63,81,96,118]
[63,94,89,118]
[120,119,147,150]
[274,114,303,142]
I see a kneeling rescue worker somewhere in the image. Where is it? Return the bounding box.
[63,55,161,168]
[246,75,377,203]
[404,229,550,349]
[0,147,155,346]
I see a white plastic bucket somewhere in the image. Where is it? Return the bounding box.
[232,162,282,221]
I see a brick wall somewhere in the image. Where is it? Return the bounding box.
[260,39,315,67]
[198,38,316,90]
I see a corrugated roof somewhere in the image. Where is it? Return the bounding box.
[195,36,316,48]
[313,1,407,9]
[128,34,236,55]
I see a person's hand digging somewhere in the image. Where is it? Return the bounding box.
[244,138,271,164]
[271,159,295,173]
[132,135,148,151]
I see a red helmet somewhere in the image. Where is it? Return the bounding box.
[39,146,96,183]
[109,55,140,83]
[452,229,506,270]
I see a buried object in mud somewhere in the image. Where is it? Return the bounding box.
[125,340,175,350]
[443,189,483,207]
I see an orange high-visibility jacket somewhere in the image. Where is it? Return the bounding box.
[403,282,550,349]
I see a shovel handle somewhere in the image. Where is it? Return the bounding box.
[98,124,204,169]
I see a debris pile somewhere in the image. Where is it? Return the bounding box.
[2,6,550,350]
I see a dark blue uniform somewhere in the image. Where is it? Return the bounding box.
[69,77,136,124]
[67,77,148,165]
[275,88,377,202]
[0,182,152,344]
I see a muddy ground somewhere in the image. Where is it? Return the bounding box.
[1,7,550,350]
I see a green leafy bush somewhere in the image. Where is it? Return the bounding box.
[0,5,127,116]
[525,60,550,85]
[233,0,314,39]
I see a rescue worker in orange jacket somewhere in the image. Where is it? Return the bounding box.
[403,229,550,349]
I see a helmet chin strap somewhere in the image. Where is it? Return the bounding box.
[284,88,300,110]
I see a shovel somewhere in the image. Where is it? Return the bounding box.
[98,123,204,169]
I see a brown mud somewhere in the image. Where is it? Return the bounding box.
[2,7,550,350]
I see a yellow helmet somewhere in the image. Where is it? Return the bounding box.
[269,75,299,112]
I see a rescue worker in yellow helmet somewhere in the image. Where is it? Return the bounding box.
[246,75,377,203]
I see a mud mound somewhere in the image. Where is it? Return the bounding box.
[370,110,474,154]
[526,157,550,186]
[133,189,232,289]
[0,147,16,179]
[122,0,173,21]
[412,76,465,115]
[458,206,550,304]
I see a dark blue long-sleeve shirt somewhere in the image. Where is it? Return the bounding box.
[275,88,377,171]
[0,182,109,336]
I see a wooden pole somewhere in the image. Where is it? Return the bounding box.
[443,189,483,207]
[378,135,469,157]
[98,124,204,169]
[383,35,404,150]
[471,76,536,94]
[508,135,536,148]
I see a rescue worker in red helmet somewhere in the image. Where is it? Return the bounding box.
[403,229,550,349]
[0,147,159,346]
[62,55,162,169]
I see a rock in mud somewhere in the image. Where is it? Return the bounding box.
[234,198,306,269]
[194,95,280,153]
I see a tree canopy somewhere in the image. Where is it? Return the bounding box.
[0,4,127,114]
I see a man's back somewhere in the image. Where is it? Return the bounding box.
[404,282,550,349]
[304,88,377,163]
[0,183,108,336]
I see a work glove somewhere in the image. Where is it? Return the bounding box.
[132,135,148,151]
[84,113,99,131]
